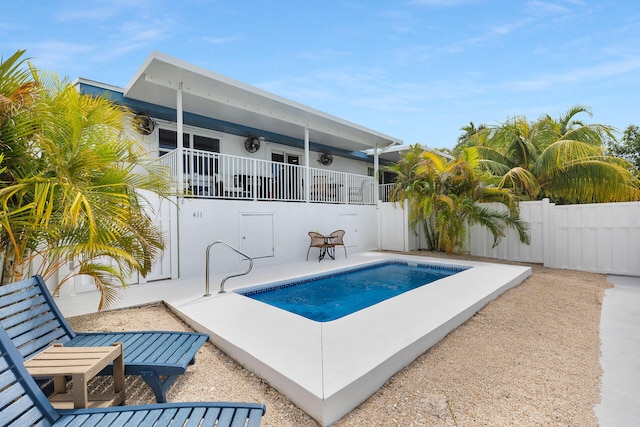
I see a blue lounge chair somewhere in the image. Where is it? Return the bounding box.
[0,275,208,403]
[0,325,266,426]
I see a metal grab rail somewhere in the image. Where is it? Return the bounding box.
[205,240,253,295]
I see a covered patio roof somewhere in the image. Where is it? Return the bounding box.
[366,143,454,163]
[124,51,402,154]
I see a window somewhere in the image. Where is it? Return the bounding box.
[380,171,396,184]
[158,129,220,156]
[193,134,220,152]
[159,128,221,175]
[159,129,188,156]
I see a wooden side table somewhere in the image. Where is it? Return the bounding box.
[24,342,125,409]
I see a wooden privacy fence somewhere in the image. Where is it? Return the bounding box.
[380,198,640,276]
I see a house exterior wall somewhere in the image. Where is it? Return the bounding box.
[52,196,377,298]
[175,198,377,280]
[50,75,394,301]
[139,119,373,176]
[48,125,379,298]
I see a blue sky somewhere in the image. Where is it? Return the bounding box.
[2,0,638,149]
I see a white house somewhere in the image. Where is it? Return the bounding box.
[65,51,404,295]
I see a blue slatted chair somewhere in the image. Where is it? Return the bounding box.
[0,275,209,403]
[0,325,266,427]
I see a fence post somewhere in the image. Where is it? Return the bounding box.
[403,199,410,251]
[541,198,555,268]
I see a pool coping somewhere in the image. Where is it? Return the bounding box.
[166,252,532,426]
[237,259,470,322]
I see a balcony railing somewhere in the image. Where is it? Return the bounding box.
[379,183,394,203]
[160,148,378,205]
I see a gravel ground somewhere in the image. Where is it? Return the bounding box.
[68,252,609,426]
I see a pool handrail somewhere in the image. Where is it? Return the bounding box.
[205,240,253,295]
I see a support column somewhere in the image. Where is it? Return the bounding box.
[175,82,184,279]
[375,144,381,250]
[176,82,184,195]
[304,127,310,202]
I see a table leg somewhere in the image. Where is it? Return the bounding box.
[52,344,67,395]
[53,375,67,394]
[72,373,88,409]
[112,342,125,405]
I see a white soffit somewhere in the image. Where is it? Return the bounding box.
[124,51,402,152]
[366,143,454,162]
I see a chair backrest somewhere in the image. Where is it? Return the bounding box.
[308,231,326,248]
[329,229,345,245]
[0,325,59,426]
[0,275,75,361]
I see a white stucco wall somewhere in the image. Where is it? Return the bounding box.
[176,198,378,279]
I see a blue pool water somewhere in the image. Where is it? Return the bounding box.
[239,261,467,322]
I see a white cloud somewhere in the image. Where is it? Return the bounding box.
[23,41,94,79]
[505,57,640,91]
[410,0,480,5]
[54,0,136,22]
[201,36,243,45]
[524,1,572,16]
[441,17,532,52]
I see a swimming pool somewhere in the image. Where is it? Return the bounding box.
[167,253,532,426]
[239,261,468,321]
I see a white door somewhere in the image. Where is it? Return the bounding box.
[240,213,275,258]
[380,202,407,251]
[145,194,172,282]
[338,213,359,249]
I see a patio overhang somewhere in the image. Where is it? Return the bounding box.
[124,51,402,154]
[365,143,455,164]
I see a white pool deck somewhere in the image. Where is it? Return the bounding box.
[56,252,529,426]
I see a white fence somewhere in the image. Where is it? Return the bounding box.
[471,199,640,275]
[469,200,547,265]
[380,199,640,276]
[379,200,425,252]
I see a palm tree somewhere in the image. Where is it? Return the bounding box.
[471,106,640,203]
[0,50,171,309]
[453,121,486,155]
[0,50,45,281]
[607,124,640,173]
[385,145,529,254]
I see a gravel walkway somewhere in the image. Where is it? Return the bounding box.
[69,253,608,426]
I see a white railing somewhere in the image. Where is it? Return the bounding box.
[308,167,375,204]
[379,183,394,202]
[159,148,377,205]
